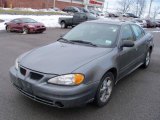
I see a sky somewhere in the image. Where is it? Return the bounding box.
[104,0,160,13]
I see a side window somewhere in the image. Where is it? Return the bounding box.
[73,13,79,18]
[80,14,86,19]
[131,24,145,40]
[67,7,71,12]
[121,25,134,41]
[11,19,20,23]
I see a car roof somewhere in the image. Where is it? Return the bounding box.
[86,19,133,26]
[14,18,32,20]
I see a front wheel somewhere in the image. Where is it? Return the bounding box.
[142,50,151,68]
[6,26,11,32]
[94,72,114,107]
[22,27,29,34]
[61,22,67,28]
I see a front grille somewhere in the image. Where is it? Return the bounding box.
[19,67,43,80]
[30,72,43,80]
[20,67,26,76]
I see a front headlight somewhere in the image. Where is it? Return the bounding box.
[28,25,34,28]
[15,58,19,70]
[48,74,84,86]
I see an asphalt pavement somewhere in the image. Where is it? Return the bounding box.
[0,28,160,120]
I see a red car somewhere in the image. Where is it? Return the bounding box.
[5,18,46,34]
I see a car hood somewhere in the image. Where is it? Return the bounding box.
[20,42,113,74]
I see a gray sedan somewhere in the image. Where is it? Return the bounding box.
[10,20,154,108]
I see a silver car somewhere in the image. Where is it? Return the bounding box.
[10,20,154,108]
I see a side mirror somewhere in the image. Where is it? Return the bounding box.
[121,40,134,47]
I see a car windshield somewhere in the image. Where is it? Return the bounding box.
[63,22,120,47]
[21,18,37,23]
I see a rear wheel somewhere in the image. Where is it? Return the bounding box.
[6,26,11,32]
[22,27,29,34]
[94,72,114,107]
[61,21,67,28]
[142,50,151,68]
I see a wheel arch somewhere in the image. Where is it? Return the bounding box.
[102,67,118,84]
[149,46,153,53]
[61,20,65,24]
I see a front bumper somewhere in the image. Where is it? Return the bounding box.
[29,27,46,33]
[9,67,97,108]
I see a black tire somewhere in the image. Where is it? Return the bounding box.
[39,31,44,34]
[61,21,67,28]
[94,72,114,107]
[6,25,11,32]
[142,50,151,69]
[22,27,29,34]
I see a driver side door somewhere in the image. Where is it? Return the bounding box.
[117,25,138,79]
[11,19,22,31]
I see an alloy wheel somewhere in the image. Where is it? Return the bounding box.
[99,77,113,103]
[145,51,151,66]
[61,22,66,28]
[23,28,28,34]
[6,26,11,32]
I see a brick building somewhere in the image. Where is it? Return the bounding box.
[0,0,83,9]
[0,0,104,9]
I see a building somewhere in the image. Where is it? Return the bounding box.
[0,0,104,9]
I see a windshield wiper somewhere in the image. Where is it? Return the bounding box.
[57,38,74,44]
[70,40,97,47]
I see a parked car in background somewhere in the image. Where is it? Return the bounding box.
[145,19,155,28]
[89,10,97,16]
[10,20,154,108]
[155,20,160,27]
[62,6,80,14]
[89,10,104,17]
[59,12,97,28]
[155,22,160,27]
[131,19,147,28]
[5,18,46,34]
[156,19,160,23]
[96,11,105,17]
[52,7,61,11]
[77,7,89,13]
[105,12,121,17]
[0,19,4,23]
[123,13,138,18]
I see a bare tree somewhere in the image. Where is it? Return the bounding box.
[148,0,154,17]
[135,0,146,17]
[118,0,135,13]
[153,6,160,19]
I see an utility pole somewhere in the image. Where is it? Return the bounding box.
[148,0,154,18]
[106,2,109,11]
